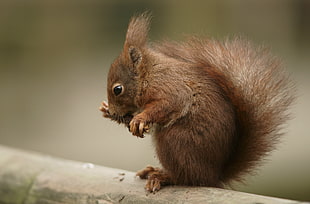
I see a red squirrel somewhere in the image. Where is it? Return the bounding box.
[99,13,295,192]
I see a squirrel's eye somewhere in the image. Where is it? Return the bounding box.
[113,84,123,96]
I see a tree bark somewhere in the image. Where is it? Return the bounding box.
[0,145,306,204]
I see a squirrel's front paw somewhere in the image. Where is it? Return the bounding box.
[99,101,111,118]
[129,114,150,138]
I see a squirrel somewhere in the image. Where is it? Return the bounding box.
[99,13,295,193]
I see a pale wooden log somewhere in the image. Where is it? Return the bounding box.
[0,145,307,204]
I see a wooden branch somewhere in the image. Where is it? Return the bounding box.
[0,145,306,204]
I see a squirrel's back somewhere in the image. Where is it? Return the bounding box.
[155,37,295,183]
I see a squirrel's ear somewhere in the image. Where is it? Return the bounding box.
[125,12,151,48]
[122,13,151,68]
[120,12,151,71]
[128,46,142,67]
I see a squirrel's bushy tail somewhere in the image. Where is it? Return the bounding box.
[156,37,295,184]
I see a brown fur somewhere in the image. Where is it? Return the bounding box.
[100,13,295,191]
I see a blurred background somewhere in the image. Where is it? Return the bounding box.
[0,0,309,201]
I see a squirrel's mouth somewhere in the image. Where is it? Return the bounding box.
[123,113,134,126]
[109,113,133,126]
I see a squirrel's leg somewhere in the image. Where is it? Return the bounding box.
[129,100,174,137]
[136,165,172,193]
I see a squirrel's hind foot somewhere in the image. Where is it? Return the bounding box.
[136,165,171,193]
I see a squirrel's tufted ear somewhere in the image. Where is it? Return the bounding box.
[124,12,151,49]
[128,46,142,67]
[122,12,151,69]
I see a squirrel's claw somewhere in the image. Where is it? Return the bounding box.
[146,177,161,193]
[136,165,171,193]
[129,119,144,138]
[129,115,149,138]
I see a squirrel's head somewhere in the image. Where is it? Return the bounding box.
[106,13,151,117]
